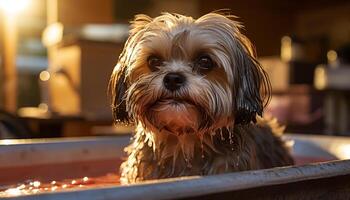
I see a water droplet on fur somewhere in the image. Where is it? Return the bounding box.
[220,129,224,140]
[184,158,192,168]
[187,162,192,168]
[199,133,205,159]
[229,131,233,145]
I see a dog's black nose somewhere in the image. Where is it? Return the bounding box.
[163,73,186,91]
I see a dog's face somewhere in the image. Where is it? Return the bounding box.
[109,12,270,135]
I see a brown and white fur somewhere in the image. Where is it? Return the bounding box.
[109,12,294,184]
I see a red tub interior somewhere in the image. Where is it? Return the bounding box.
[0,154,336,198]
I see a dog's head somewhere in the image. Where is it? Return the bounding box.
[109,12,271,135]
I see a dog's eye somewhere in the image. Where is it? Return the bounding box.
[196,55,214,71]
[147,56,163,71]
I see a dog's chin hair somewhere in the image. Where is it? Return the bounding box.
[140,105,234,163]
[120,122,236,184]
[146,101,199,135]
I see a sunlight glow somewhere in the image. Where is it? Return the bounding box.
[0,0,30,15]
[0,139,16,145]
[4,188,21,196]
[42,22,63,47]
[335,144,350,160]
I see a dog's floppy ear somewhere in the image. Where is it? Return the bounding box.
[233,34,271,125]
[109,65,129,123]
[108,14,152,124]
[197,12,271,125]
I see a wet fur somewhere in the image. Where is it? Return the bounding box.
[120,118,293,183]
[109,11,294,184]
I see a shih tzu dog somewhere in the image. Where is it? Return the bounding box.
[109,11,294,184]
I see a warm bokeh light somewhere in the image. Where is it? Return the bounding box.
[0,175,121,197]
[32,181,41,188]
[281,36,292,62]
[0,0,31,15]
[334,144,350,160]
[38,103,49,112]
[0,139,16,145]
[39,70,51,81]
[42,22,63,47]
[327,50,338,65]
[314,65,327,90]
[4,188,21,196]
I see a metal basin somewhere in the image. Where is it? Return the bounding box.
[1,134,350,200]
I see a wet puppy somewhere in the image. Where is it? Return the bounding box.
[109,12,294,184]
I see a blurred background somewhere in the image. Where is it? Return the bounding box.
[0,0,349,139]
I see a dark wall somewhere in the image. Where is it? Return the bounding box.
[198,0,350,56]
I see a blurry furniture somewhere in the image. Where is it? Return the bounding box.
[314,67,350,135]
[260,35,330,134]
[91,124,134,136]
[19,115,82,138]
[0,110,32,139]
[37,0,129,137]
[42,24,128,122]
[314,44,350,135]
[265,85,324,134]
[260,57,324,134]
[17,107,114,138]
[48,39,119,120]
[259,57,289,92]
[20,115,115,138]
[44,0,127,122]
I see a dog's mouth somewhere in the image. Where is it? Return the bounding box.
[146,97,199,135]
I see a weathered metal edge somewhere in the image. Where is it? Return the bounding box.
[5,159,350,200]
[0,136,130,168]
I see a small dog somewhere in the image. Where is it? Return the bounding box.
[109,11,294,184]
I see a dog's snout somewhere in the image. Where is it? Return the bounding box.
[163,73,186,91]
